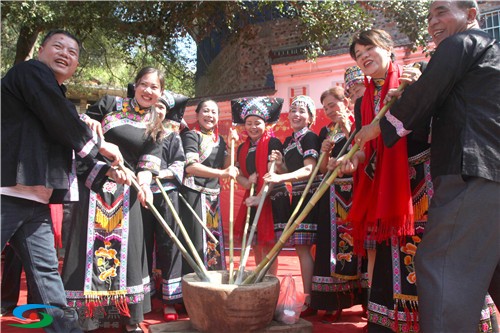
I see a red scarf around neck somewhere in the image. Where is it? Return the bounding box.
[348,62,414,254]
[234,129,275,245]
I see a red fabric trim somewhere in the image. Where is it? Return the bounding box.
[49,204,63,249]
[348,62,414,254]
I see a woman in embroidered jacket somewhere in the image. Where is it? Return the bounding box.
[230,97,290,277]
[62,67,165,333]
[335,29,497,333]
[140,91,188,322]
[180,100,238,274]
[263,95,320,317]
[310,86,367,322]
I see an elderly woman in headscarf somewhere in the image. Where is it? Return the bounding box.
[264,95,320,317]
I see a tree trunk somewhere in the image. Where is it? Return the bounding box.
[14,25,40,65]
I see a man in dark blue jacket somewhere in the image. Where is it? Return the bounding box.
[1,30,126,332]
[354,1,499,332]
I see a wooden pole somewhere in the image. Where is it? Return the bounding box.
[178,193,219,244]
[117,164,210,282]
[243,164,345,284]
[253,124,339,283]
[155,178,210,278]
[237,183,255,280]
[235,161,275,284]
[229,137,236,284]
[281,123,340,235]
[313,129,357,193]
[245,70,418,284]
[255,128,356,283]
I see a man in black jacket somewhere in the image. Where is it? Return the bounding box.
[1,30,126,332]
[354,1,499,332]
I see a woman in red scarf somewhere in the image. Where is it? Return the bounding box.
[334,29,432,333]
[338,29,498,333]
[231,97,290,277]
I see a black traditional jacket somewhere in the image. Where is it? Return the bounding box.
[1,60,101,202]
[380,29,500,182]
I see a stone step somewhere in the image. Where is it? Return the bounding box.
[149,318,313,333]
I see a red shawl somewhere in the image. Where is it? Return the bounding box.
[234,129,275,245]
[348,62,414,254]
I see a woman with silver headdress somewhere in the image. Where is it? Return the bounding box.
[230,96,290,276]
[263,95,320,317]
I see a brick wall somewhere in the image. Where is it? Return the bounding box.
[196,18,303,97]
[479,1,500,13]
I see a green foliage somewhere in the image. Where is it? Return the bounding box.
[369,0,432,51]
[0,20,18,73]
[1,1,431,98]
[286,1,373,59]
[1,1,196,96]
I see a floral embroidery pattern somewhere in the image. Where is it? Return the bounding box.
[123,100,144,114]
[340,184,352,192]
[137,155,161,173]
[163,120,180,136]
[95,241,121,289]
[336,232,354,269]
[408,166,417,180]
[400,236,421,284]
[102,180,117,194]
[206,241,220,269]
